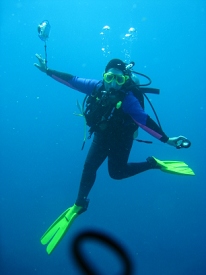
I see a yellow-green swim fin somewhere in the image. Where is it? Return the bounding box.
[152,156,195,176]
[40,204,83,254]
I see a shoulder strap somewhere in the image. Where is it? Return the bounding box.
[127,86,145,109]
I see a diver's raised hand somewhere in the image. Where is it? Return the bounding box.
[34,54,47,73]
[167,136,191,149]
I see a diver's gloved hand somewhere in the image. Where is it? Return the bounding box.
[167,136,191,149]
[34,53,47,73]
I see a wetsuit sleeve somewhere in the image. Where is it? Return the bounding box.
[46,69,100,95]
[123,92,169,142]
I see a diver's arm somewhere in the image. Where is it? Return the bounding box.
[46,69,73,81]
[123,93,169,142]
[34,54,100,95]
[139,116,188,147]
[123,93,188,147]
[141,116,169,142]
[46,69,100,95]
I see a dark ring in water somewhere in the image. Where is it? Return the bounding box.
[71,229,134,275]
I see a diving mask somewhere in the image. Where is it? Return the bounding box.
[103,72,129,86]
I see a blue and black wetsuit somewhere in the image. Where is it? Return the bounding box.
[47,69,169,207]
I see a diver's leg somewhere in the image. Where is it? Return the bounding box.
[75,133,108,206]
[108,134,153,180]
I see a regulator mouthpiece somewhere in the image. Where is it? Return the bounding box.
[38,20,51,42]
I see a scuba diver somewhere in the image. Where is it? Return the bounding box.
[34,54,194,255]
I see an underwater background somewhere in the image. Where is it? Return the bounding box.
[0,0,206,274]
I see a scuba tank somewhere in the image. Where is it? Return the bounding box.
[125,61,162,129]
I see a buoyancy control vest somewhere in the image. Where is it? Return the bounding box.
[75,64,162,149]
[82,82,143,137]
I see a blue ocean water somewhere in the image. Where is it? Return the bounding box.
[0,0,206,274]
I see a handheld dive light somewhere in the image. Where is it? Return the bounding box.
[176,137,191,149]
[38,20,51,42]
